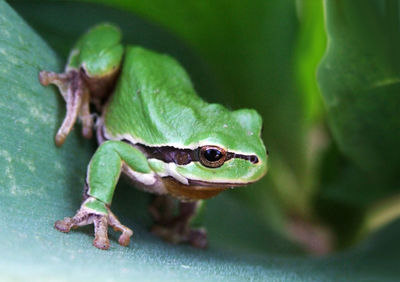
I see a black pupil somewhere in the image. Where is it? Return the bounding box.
[204,149,222,162]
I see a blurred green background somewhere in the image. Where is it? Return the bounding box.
[1,0,400,280]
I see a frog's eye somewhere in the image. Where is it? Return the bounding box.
[199,146,227,168]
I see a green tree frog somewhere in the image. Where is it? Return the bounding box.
[39,23,268,250]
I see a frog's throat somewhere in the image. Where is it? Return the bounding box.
[161,176,228,201]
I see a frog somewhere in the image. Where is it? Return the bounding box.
[39,23,268,250]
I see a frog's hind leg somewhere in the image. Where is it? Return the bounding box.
[148,195,176,225]
[39,24,123,146]
[39,70,92,146]
[150,198,208,249]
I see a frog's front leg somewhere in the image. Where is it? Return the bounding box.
[150,197,207,249]
[55,140,155,250]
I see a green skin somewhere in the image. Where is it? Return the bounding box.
[39,24,268,250]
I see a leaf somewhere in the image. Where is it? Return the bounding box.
[2,0,400,280]
[294,0,326,123]
[317,0,400,186]
[316,0,400,244]
[0,2,95,212]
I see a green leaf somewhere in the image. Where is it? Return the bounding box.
[0,1,95,218]
[318,0,400,186]
[294,0,326,123]
[316,0,400,244]
[3,0,400,280]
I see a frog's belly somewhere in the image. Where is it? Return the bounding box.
[122,165,226,201]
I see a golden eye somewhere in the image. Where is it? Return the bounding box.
[199,146,227,168]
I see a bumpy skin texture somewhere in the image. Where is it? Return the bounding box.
[41,23,268,250]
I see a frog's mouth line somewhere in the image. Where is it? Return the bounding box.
[187,179,251,188]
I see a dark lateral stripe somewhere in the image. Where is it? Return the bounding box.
[134,143,198,165]
[101,127,259,166]
[125,140,259,166]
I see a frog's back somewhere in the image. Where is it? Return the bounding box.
[103,46,264,158]
[103,46,207,146]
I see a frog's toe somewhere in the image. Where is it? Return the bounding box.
[38,71,51,86]
[107,208,133,247]
[55,133,67,147]
[54,217,74,233]
[39,71,68,86]
[188,228,208,249]
[151,224,180,244]
[151,223,208,248]
[93,236,110,250]
[118,232,132,246]
[93,237,110,250]
[82,124,93,140]
[92,215,110,250]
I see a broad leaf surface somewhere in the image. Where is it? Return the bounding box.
[1,0,400,280]
[316,0,400,245]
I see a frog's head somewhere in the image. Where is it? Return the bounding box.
[166,107,268,200]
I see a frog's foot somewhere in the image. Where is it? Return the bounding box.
[39,70,92,146]
[54,199,133,250]
[148,195,176,225]
[151,224,208,249]
[149,199,208,249]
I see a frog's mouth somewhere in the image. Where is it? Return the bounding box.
[187,179,251,188]
[161,177,249,201]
